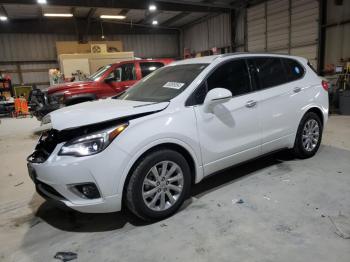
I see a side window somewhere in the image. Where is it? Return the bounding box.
[282,58,305,82]
[119,63,136,82]
[254,57,287,89]
[140,62,164,77]
[207,59,251,96]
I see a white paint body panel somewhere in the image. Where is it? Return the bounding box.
[28,53,328,213]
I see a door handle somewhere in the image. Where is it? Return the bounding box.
[245,100,257,108]
[293,87,302,93]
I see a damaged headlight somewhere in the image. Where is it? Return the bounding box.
[58,123,128,157]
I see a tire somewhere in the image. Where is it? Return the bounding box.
[125,149,191,221]
[293,112,323,159]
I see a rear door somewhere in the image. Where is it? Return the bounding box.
[193,59,262,176]
[247,57,305,153]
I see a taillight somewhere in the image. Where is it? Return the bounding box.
[321,80,329,92]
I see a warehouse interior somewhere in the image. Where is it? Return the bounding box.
[0,0,350,261]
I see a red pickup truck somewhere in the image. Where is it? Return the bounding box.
[47,58,174,106]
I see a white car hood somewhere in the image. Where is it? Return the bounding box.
[49,98,169,130]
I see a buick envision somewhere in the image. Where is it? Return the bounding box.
[27,53,328,220]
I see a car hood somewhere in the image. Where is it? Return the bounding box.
[48,98,169,130]
[48,81,94,94]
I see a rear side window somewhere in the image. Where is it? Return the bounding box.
[254,57,287,89]
[207,59,251,96]
[140,62,164,77]
[282,58,305,81]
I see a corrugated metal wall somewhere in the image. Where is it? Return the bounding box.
[0,33,179,88]
[0,33,179,61]
[234,8,246,52]
[325,0,350,66]
[247,0,319,66]
[183,13,231,54]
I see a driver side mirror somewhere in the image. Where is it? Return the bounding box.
[203,88,232,113]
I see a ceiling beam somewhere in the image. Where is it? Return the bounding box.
[138,10,161,24]
[0,4,8,17]
[180,12,219,28]
[0,0,230,12]
[0,18,179,34]
[161,11,190,27]
[119,9,129,16]
[156,0,234,10]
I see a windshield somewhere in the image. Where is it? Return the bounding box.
[88,65,111,81]
[117,64,207,102]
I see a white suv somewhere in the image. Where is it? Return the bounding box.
[27,53,328,220]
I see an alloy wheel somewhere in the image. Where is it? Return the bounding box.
[302,119,320,152]
[142,161,184,211]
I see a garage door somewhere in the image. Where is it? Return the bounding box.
[247,0,319,66]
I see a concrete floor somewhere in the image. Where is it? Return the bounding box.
[0,115,350,262]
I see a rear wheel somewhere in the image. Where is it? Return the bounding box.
[125,149,191,221]
[293,112,323,158]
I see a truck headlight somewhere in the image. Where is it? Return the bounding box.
[58,123,128,157]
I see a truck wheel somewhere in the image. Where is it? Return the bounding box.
[125,149,191,221]
[293,112,323,159]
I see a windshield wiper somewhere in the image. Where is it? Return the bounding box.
[133,101,168,108]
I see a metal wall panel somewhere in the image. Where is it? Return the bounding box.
[0,34,76,61]
[267,0,289,51]
[183,13,231,53]
[291,0,318,46]
[324,0,350,66]
[247,0,319,64]
[234,8,246,51]
[108,34,179,58]
[0,33,179,62]
[247,3,266,51]
[325,24,350,66]
[0,33,179,88]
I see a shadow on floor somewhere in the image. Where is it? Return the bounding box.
[34,150,295,232]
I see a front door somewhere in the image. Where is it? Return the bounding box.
[103,63,138,96]
[193,59,262,176]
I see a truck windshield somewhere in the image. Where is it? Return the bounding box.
[117,64,207,102]
[88,65,111,81]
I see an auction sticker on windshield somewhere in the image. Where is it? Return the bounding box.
[163,82,185,89]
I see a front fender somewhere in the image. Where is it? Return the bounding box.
[117,137,204,195]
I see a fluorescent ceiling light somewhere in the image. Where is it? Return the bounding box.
[0,16,8,21]
[152,20,158,25]
[100,15,126,20]
[44,13,73,17]
[37,0,47,4]
[149,4,157,11]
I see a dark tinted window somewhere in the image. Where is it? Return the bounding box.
[283,59,304,81]
[114,63,136,82]
[207,59,251,96]
[140,62,164,77]
[254,57,287,89]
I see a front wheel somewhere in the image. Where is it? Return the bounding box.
[125,149,191,221]
[293,112,323,159]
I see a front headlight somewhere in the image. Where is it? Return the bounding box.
[58,123,128,157]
